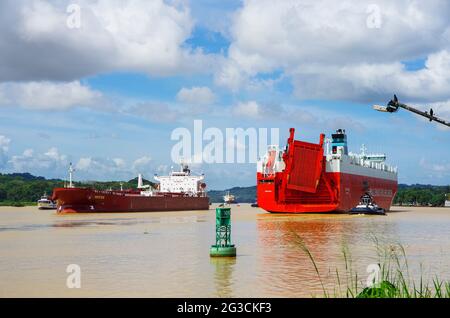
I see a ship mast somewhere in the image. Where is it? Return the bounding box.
[137,174,144,189]
[325,138,331,155]
[360,144,367,157]
[68,162,75,188]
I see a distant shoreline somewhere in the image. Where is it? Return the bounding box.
[1,172,449,207]
[0,202,37,207]
[1,203,449,210]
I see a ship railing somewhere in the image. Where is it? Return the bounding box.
[349,156,397,174]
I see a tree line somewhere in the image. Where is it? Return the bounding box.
[209,184,450,206]
[393,184,449,207]
[0,173,153,206]
[0,173,448,207]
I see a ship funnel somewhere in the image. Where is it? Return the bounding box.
[137,174,144,189]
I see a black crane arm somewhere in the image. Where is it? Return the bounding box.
[385,95,450,128]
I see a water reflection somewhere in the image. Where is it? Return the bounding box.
[0,215,208,232]
[211,257,236,297]
[256,214,401,296]
[53,220,121,228]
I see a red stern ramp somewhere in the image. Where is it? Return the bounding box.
[285,139,324,193]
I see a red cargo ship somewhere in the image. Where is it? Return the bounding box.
[256,128,398,213]
[52,163,209,213]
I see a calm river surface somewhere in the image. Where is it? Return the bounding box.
[0,204,449,297]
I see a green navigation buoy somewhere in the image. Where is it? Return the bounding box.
[210,207,236,257]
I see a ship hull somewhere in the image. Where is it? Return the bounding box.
[257,171,397,213]
[52,188,210,213]
[38,206,57,210]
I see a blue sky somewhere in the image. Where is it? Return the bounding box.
[0,0,449,189]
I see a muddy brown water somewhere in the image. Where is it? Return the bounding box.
[0,205,449,297]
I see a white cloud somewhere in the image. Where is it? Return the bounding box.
[126,99,211,123]
[74,155,155,180]
[0,0,219,82]
[22,149,34,158]
[0,135,11,168]
[75,156,132,180]
[229,100,366,132]
[0,81,102,110]
[231,101,260,118]
[75,157,92,171]
[217,0,450,102]
[290,50,450,102]
[419,158,450,178]
[0,135,10,152]
[113,158,126,169]
[76,157,123,172]
[132,156,152,173]
[176,86,216,105]
[127,102,181,123]
[8,146,68,174]
[231,100,312,123]
[0,140,159,182]
[231,101,283,119]
[0,81,219,115]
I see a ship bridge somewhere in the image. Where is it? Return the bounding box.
[324,132,398,175]
[154,163,206,195]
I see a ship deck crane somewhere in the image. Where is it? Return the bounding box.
[373,95,450,128]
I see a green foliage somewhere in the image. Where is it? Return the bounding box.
[357,281,397,298]
[290,230,450,298]
[394,184,449,206]
[0,173,154,205]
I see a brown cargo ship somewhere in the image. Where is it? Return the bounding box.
[52,163,209,213]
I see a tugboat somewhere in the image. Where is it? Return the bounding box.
[349,193,386,215]
[37,193,57,210]
[223,191,237,204]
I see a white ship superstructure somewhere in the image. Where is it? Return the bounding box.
[258,132,398,182]
[324,143,398,187]
[154,164,206,196]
